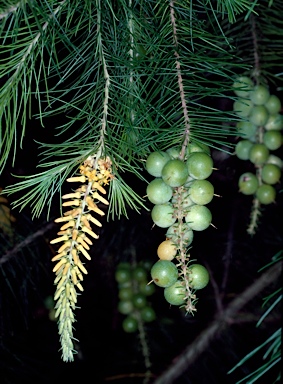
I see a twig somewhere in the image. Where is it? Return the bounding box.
[169,1,190,160]
[0,221,56,266]
[152,261,282,384]
[250,14,260,82]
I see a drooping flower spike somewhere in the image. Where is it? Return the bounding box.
[50,155,113,362]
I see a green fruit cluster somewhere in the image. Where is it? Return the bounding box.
[115,261,156,333]
[233,76,282,205]
[145,142,211,309]
[146,143,214,234]
[150,260,209,306]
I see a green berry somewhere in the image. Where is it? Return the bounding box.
[115,268,132,283]
[118,300,134,315]
[233,98,253,117]
[235,140,253,160]
[122,316,138,333]
[164,280,186,306]
[162,159,189,187]
[132,293,147,309]
[238,172,258,195]
[263,130,282,151]
[139,282,155,296]
[250,85,270,105]
[150,260,178,288]
[187,142,211,155]
[132,266,148,282]
[256,184,276,205]
[186,152,213,180]
[119,287,133,301]
[264,114,283,131]
[185,205,212,231]
[151,202,176,228]
[236,121,257,139]
[188,179,214,205]
[146,151,170,177]
[146,178,173,205]
[262,164,281,185]
[249,105,269,126]
[265,94,281,114]
[166,222,194,247]
[232,76,253,98]
[166,146,181,159]
[140,306,156,322]
[188,264,210,290]
[249,143,269,165]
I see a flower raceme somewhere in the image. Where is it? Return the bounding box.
[50,156,113,362]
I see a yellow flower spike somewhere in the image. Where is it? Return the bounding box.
[62,199,81,207]
[50,235,69,244]
[86,213,102,227]
[55,266,64,276]
[76,283,84,292]
[53,257,67,273]
[59,308,66,322]
[85,196,105,215]
[65,283,71,299]
[92,182,107,194]
[72,228,79,241]
[55,294,63,305]
[71,249,79,265]
[92,191,109,205]
[54,274,62,285]
[62,296,67,309]
[58,321,64,335]
[81,225,99,239]
[65,306,70,317]
[57,275,67,290]
[97,172,104,180]
[62,262,71,276]
[88,205,105,216]
[52,158,113,363]
[66,318,73,333]
[79,234,93,245]
[76,236,90,250]
[57,229,71,236]
[85,195,96,209]
[62,192,81,199]
[55,215,74,223]
[52,251,67,262]
[70,310,76,321]
[60,220,75,230]
[67,175,86,183]
[69,286,77,303]
[76,185,87,193]
[71,269,78,285]
[63,208,82,217]
[73,265,83,280]
[54,286,65,301]
[55,305,62,319]
[77,261,88,275]
[80,215,91,229]
[77,244,91,260]
[58,241,71,253]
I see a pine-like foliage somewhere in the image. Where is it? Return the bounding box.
[1,0,281,366]
[1,0,248,218]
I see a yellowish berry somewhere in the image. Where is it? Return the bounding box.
[157,239,177,261]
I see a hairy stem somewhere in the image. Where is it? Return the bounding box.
[169,1,190,160]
